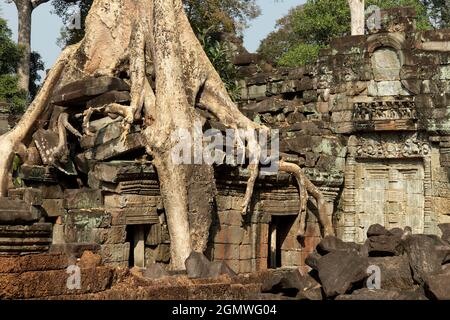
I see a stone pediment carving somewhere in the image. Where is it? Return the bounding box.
[352,100,417,131]
[353,100,416,121]
[350,133,431,158]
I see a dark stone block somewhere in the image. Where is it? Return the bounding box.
[86,90,131,108]
[425,269,450,300]
[142,263,169,279]
[0,198,42,225]
[51,76,130,107]
[336,288,428,300]
[439,224,450,243]
[367,234,403,257]
[317,236,361,255]
[208,261,236,278]
[305,251,321,271]
[402,235,444,285]
[64,189,103,210]
[316,251,369,298]
[185,252,211,279]
[368,256,415,290]
[49,243,101,259]
[367,224,389,237]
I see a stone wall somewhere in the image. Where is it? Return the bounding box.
[233,6,450,261]
[319,8,450,241]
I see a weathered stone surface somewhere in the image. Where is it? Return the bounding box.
[316,251,369,297]
[366,234,403,256]
[185,252,211,279]
[80,122,141,150]
[233,53,260,66]
[367,224,390,237]
[261,268,317,298]
[83,133,145,161]
[336,288,428,300]
[143,263,169,279]
[305,251,321,271]
[8,188,43,206]
[208,261,236,278]
[42,199,65,217]
[78,251,102,269]
[32,129,60,165]
[0,253,69,273]
[99,243,130,264]
[64,209,111,229]
[92,161,158,184]
[261,269,301,293]
[51,76,130,107]
[316,236,361,255]
[295,273,323,301]
[86,90,131,108]
[0,223,52,255]
[368,256,415,290]
[439,223,450,243]
[0,198,42,225]
[91,226,127,244]
[155,244,171,263]
[402,235,444,285]
[0,267,114,299]
[64,189,103,209]
[49,243,101,258]
[389,228,405,237]
[425,269,450,300]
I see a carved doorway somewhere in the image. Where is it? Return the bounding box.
[354,159,425,242]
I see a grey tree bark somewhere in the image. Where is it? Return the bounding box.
[11,0,50,94]
[348,0,365,35]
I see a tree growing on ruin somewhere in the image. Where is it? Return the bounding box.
[0,0,335,270]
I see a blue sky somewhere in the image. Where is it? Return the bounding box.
[0,0,304,71]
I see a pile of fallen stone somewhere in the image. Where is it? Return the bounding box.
[261,223,450,300]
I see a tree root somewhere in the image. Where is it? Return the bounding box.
[0,43,78,196]
[279,160,335,237]
[82,103,133,141]
[52,113,82,163]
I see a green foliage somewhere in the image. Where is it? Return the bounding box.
[257,5,303,64]
[184,0,260,35]
[415,0,450,28]
[277,43,323,67]
[292,0,351,47]
[367,0,431,30]
[262,0,435,67]
[0,74,27,114]
[198,29,240,101]
[0,17,27,114]
[29,51,45,99]
[52,0,260,47]
[12,154,23,188]
[52,0,93,47]
[0,18,22,75]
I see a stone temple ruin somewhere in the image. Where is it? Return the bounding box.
[0,7,449,299]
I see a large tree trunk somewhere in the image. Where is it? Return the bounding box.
[348,0,365,35]
[0,0,335,270]
[14,0,32,94]
[13,0,50,95]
